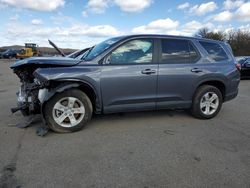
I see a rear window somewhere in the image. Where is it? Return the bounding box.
[199,41,228,61]
[161,39,200,64]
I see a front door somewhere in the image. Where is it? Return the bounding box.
[100,38,158,113]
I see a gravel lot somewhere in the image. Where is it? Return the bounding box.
[0,60,249,188]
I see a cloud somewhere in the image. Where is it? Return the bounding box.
[223,0,244,10]
[86,0,109,14]
[132,18,179,34]
[131,18,217,36]
[189,1,217,15]
[181,21,203,35]
[0,2,7,9]
[6,22,120,39]
[2,19,121,48]
[50,13,77,25]
[114,0,152,12]
[209,2,250,23]
[31,19,43,25]
[9,14,19,21]
[0,0,65,11]
[177,2,190,10]
[238,24,250,32]
[181,21,214,35]
[80,25,120,37]
[85,0,152,14]
[235,2,250,21]
[82,11,88,17]
[132,19,214,36]
[212,11,234,22]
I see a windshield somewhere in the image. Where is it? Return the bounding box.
[83,36,123,61]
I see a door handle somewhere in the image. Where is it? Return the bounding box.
[141,69,156,75]
[191,68,203,73]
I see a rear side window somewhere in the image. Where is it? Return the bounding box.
[161,39,199,64]
[199,41,228,61]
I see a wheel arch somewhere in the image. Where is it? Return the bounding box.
[41,79,101,116]
[196,79,226,101]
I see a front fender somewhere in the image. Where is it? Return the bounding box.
[34,66,102,113]
[39,80,102,117]
[38,82,80,104]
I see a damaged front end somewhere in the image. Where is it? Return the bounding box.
[10,57,80,116]
[11,66,48,115]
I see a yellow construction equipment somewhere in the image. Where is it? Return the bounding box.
[16,43,41,59]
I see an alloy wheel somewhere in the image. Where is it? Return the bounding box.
[52,97,85,128]
[200,92,219,116]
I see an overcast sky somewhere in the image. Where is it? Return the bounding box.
[0,0,250,49]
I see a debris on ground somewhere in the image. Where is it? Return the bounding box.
[16,115,40,128]
[36,127,49,137]
[15,115,50,137]
[194,156,201,162]
[163,129,175,135]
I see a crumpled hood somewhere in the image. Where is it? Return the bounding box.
[10,57,81,69]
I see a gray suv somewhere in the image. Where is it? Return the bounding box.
[11,35,240,133]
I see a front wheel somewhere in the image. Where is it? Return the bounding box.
[44,89,93,133]
[191,85,223,119]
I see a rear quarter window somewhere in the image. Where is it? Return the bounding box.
[199,41,229,61]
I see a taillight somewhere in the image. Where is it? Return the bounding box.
[235,63,241,71]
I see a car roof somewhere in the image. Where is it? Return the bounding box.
[119,34,225,44]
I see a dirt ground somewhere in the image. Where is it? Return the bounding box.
[0,60,250,188]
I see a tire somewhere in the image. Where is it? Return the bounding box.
[44,89,93,133]
[191,85,223,119]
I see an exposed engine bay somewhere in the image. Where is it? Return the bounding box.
[11,66,48,115]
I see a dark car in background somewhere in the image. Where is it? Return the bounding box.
[236,56,250,78]
[0,49,20,59]
[10,35,240,133]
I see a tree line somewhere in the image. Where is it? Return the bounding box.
[196,28,250,56]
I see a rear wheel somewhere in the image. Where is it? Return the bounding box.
[191,85,223,119]
[44,89,92,133]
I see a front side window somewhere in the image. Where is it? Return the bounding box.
[199,41,228,61]
[161,39,199,64]
[109,39,153,64]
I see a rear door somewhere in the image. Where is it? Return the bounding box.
[100,38,158,113]
[156,38,201,109]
